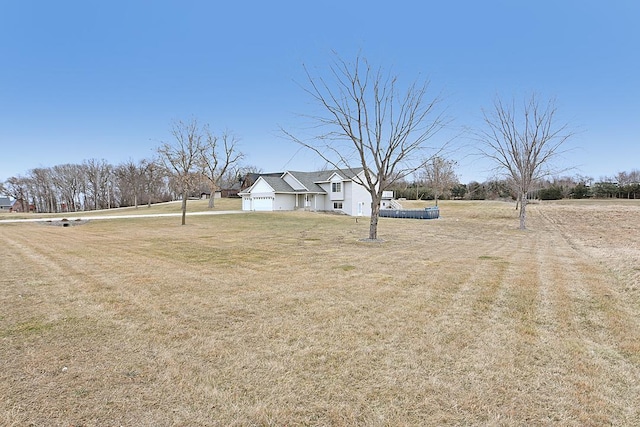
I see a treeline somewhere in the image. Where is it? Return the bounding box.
[1,158,248,213]
[390,169,640,201]
[3,156,638,212]
[391,179,519,201]
[533,170,640,200]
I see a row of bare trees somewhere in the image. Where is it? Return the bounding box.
[2,159,172,213]
[2,121,248,216]
[156,119,245,225]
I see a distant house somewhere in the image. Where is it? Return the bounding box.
[9,199,36,213]
[0,197,12,211]
[199,181,243,200]
[220,180,243,198]
[200,191,222,200]
[238,168,393,216]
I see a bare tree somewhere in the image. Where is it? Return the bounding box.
[236,165,263,190]
[157,119,205,225]
[199,129,244,208]
[51,164,85,212]
[420,156,458,206]
[115,159,145,208]
[283,54,448,240]
[4,176,31,212]
[84,159,113,210]
[477,94,573,229]
[139,158,165,207]
[29,167,58,212]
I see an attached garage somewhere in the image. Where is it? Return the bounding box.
[239,178,278,212]
[252,196,274,211]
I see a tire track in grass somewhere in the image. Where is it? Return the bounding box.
[278,224,521,425]
[0,224,335,423]
[0,227,216,424]
[431,205,611,425]
[0,224,227,327]
[0,227,93,322]
[535,206,640,425]
[411,214,522,340]
[396,227,533,424]
[0,230,52,324]
[1,224,271,425]
[0,228,152,425]
[533,221,612,425]
[0,228,152,325]
[453,231,546,424]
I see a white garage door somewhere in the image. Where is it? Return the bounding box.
[252,196,273,211]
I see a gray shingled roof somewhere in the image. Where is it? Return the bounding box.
[261,176,296,192]
[284,171,326,193]
[288,167,364,190]
[0,197,12,207]
[247,167,365,195]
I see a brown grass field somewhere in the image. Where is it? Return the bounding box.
[1,199,639,426]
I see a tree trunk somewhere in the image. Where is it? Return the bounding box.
[369,196,381,240]
[519,191,527,230]
[208,183,216,209]
[181,192,188,225]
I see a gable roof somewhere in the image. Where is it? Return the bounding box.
[288,167,364,184]
[283,171,326,193]
[241,172,282,190]
[261,176,296,192]
[241,168,366,196]
[0,197,12,207]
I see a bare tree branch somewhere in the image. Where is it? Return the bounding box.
[199,128,244,208]
[157,118,205,225]
[283,53,450,240]
[476,94,574,229]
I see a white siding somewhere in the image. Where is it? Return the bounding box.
[282,173,306,190]
[251,179,276,194]
[273,194,296,210]
[317,183,332,211]
[348,177,372,216]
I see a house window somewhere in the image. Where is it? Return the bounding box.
[333,202,343,209]
[332,182,342,193]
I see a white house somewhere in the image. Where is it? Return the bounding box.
[238,168,393,216]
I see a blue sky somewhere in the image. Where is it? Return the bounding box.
[1,0,638,184]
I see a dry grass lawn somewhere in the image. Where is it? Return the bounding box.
[1,199,639,426]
